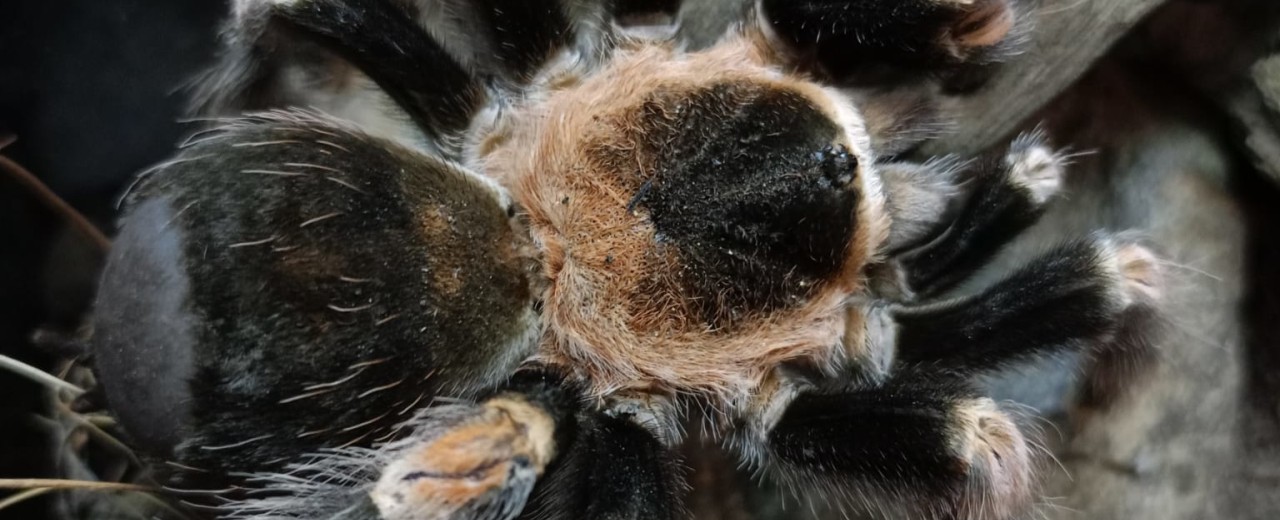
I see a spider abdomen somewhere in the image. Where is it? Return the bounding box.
[93,113,542,484]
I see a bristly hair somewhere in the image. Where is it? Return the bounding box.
[218,403,484,519]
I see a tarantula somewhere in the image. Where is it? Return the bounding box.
[89,0,1162,519]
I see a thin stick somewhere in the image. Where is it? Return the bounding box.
[0,481,191,519]
[85,414,119,428]
[0,479,154,492]
[54,400,143,467]
[0,139,111,252]
[0,354,87,397]
[0,487,53,511]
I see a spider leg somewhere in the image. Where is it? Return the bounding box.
[264,0,485,141]
[757,0,1023,86]
[895,132,1066,296]
[744,371,1034,520]
[876,156,966,253]
[375,370,686,520]
[92,114,539,494]
[892,233,1163,378]
[365,370,574,520]
[199,0,589,153]
[520,404,686,520]
[271,0,582,87]
[226,370,684,520]
[464,0,577,83]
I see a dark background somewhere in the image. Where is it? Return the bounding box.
[1,1,225,517]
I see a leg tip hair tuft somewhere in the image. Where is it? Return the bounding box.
[1006,131,1066,206]
[371,396,557,520]
[1114,241,1164,305]
[1096,234,1166,310]
[950,398,1035,520]
[947,0,1017,52]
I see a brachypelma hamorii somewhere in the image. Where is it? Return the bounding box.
[89,0,1163,519]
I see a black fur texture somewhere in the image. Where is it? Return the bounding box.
[271,0,484,140]
[635,82,857,321]
[470,0,574,83]
[762,0,1015,85]
[93,113,537,495]
[896,238,1129,376]
[519,409,685,520]
[900,146,1051,296]
[768,372,981,496]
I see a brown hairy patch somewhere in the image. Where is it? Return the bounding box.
[417,205,466,297]
[950,399,1034,520]
[841,304,871,362]
[950,0,1015,50]
[401,168,536,308]
[372,396,556,512]
[482,36,888,406]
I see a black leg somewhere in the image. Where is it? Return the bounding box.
[878,156,965,254]
[219,369,684,520]
[760,0,1021,84]
[897,132,1065,296]
[521,409,686,520]
[367,370,578,520]
[216,370,574,520]
[470,0,575,83]
[374,369,686,520]
[268,0,485,141]
[267,0,595,135]
[894,234,1161,377]
[759,372,1033,520]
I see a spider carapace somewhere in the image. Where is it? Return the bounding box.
[505,49,880,401]
[89,1,1164,519]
